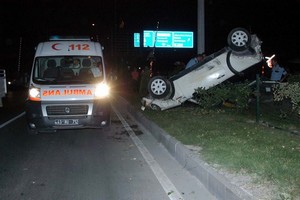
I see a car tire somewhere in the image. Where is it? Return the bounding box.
[150,104,161,111]
[227,27,251,52]
[148,76,171,99]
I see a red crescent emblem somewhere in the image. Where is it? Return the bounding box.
[51,43,61,51]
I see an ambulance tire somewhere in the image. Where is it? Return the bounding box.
[227,27,251,52]
[102,125,111,132]
[106,118,111,129]
[102,115,111,131]
[148,76,171,99]
[27,126,38,135]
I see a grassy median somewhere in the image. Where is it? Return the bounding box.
[124,91,300,199]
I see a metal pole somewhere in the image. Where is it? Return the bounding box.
[197,0,205,54]
[17,37,22,73]
[149,21,159,78]
[256,74,260,123]
[0,69,7,107]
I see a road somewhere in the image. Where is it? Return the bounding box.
[0,89,216,200]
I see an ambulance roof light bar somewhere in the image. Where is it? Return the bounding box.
[49,36,91,41]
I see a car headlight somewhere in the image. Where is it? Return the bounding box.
[95,83,110,98]
[29,87,41,101]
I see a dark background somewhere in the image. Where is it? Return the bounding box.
[1,0,300,78]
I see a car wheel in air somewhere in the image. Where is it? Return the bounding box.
[227,27,251,52]
[148,76,171,99]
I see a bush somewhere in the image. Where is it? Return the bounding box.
[193,81,252,110]
[287,74,300,83]
[273,82,300,115]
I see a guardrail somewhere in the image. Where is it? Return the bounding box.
[0,69,7,107]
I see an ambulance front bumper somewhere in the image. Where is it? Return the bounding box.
[25,99,111,131]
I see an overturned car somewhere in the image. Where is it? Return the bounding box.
[142,27,263,111]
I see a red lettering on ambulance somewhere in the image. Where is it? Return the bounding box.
[55,90,61,95]
[42,90,60,96]
[68,44,90,51]
[49,90,55,96]
[42,90,48,96]
[79,90,86,95]
[64,90,72,95]
[43,89,93,96]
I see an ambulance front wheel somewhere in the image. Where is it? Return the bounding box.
[100,112,111,131]
[27,126,38,135]
[148,76,171,99]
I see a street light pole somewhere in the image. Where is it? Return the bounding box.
[17,37,22,73]
[197,0,205,54]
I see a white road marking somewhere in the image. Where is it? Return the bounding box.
[0,112,25,129]
[112,106,184,200]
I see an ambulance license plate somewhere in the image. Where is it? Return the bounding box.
[54,119,79,125]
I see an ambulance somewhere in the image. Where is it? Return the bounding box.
[25,37,111,134]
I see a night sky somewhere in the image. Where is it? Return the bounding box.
[1,0,300,77]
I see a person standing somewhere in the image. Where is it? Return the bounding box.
[139,66,150,97]
[267,56,288,82]
[131,67,140,92]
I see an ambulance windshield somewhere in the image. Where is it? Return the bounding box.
[32,56,104,84]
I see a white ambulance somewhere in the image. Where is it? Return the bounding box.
[25,37,111,134]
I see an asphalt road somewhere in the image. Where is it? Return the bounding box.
[0,89,27,124]
[0,89,216,200]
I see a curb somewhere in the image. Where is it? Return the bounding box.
[119,97,256,200]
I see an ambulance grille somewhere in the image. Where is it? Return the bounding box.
[46,105,88,115]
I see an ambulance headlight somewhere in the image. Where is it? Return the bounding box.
[95,83,110,98]
[29,87,41,101]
